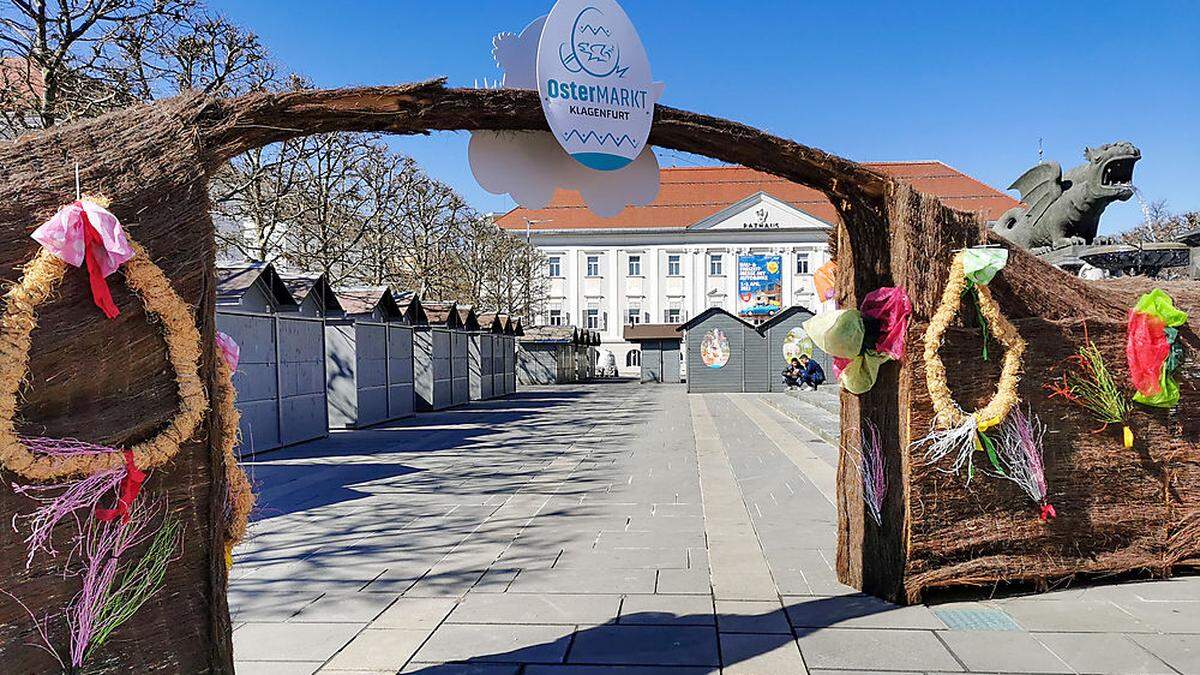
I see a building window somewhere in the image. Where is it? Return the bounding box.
[586,308,600,329]
[626,350,641,367]
[548,308,564,326]
[628,255,641,276]
[586,255,601,277]
[548,256,562,278]
[667,254,681,276]
[626,307,641,325]
[709,254,723,276]
[664,308,682,324]
[796,252,810,275]
[708,296,724,308]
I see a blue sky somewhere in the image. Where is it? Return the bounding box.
[209,1,1199,232]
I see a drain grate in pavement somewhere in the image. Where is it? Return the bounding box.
[933,607,1022,631]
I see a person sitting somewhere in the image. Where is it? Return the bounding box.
[797,354,826,390]
[782,358,803,389]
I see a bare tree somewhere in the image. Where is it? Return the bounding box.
[1115,199,1199,244]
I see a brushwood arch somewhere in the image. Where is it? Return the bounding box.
[0,78,1196,672]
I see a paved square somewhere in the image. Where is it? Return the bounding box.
[230,383,1200,673]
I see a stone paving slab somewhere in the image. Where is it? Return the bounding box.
[939,630,1070,673]
[566,625,720,667]
[411,624,574,664]
[446,593,621,625]
[1032,632,1178,674]
[795,627,963,672]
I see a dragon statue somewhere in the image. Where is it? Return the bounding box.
[992,141,1140,249]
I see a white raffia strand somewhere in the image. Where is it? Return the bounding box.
[995,407,1049,505]
[914,416,979,482]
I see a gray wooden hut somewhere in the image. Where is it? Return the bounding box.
[518,325,577,385]
[758,306,833,392]
[325,286,414,428]
[472,312,504,400]
[216,263,331,454]
[452,305,480,406]
[678,308,766,393]
[623,324,683,384]
[414,302,461,411]
[495,314,518,395]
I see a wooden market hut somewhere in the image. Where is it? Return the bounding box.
[472,312,504,400]
[677,308,767,393]
[451,305,480,406]
[216,263,330,453]
[517,325,577,385]
[495,314,519,395]
[757,306,832,392]
[623,324,683,384]
[413,301,462,411]
[325,286,414,428]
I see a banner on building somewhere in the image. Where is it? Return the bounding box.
[738,255,783,318]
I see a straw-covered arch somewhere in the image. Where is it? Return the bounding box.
[0,79,1195,672]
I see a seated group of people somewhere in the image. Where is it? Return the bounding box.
[782,354,825,391]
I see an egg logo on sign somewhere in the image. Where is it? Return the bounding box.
[560,6,622,78]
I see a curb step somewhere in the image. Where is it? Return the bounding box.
[760,393,841,447]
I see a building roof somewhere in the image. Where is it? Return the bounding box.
[336,286,402,319]
[520,325,576,344]
[216,262,298,309]
[278,272,343,314]
[676,306,758,332]
[455,305,482,331]
[755,306,817,332]
[476,312,505,333]
[623,324,685,342]
[495,163,1019,232]
[423,301,465,329]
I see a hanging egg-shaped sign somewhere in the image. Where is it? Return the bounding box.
[536,0,657,171]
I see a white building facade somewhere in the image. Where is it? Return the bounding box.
[530,193,831,373]
[499,164,1017,377]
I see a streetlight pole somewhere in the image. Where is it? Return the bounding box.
[523,218,552,322]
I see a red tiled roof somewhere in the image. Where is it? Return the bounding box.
[495,163,1018,232]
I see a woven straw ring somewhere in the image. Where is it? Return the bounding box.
[922,251,1026,429]
[0,241,208,482]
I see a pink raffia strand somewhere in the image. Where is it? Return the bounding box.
[848,420,887,526]
[65,499,158,668]
[996,407,1052,516]
[10,436,124,568]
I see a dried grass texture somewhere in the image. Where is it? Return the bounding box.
[0,243,207,481]
[216,357,253,551]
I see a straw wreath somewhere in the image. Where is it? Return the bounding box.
[0,241,207,481]
[923,251,1025,429]
[216,355,254,554]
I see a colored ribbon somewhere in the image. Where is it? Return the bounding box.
[95,450,146,523]
[1040,503,1057,522]
[80,207,120,319]
[31,199,134,320]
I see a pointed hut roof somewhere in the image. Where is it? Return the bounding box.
[216,262,298,310]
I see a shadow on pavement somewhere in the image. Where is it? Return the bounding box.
[403,596,894,673]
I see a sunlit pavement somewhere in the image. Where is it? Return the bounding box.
[230,381,1200,674]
